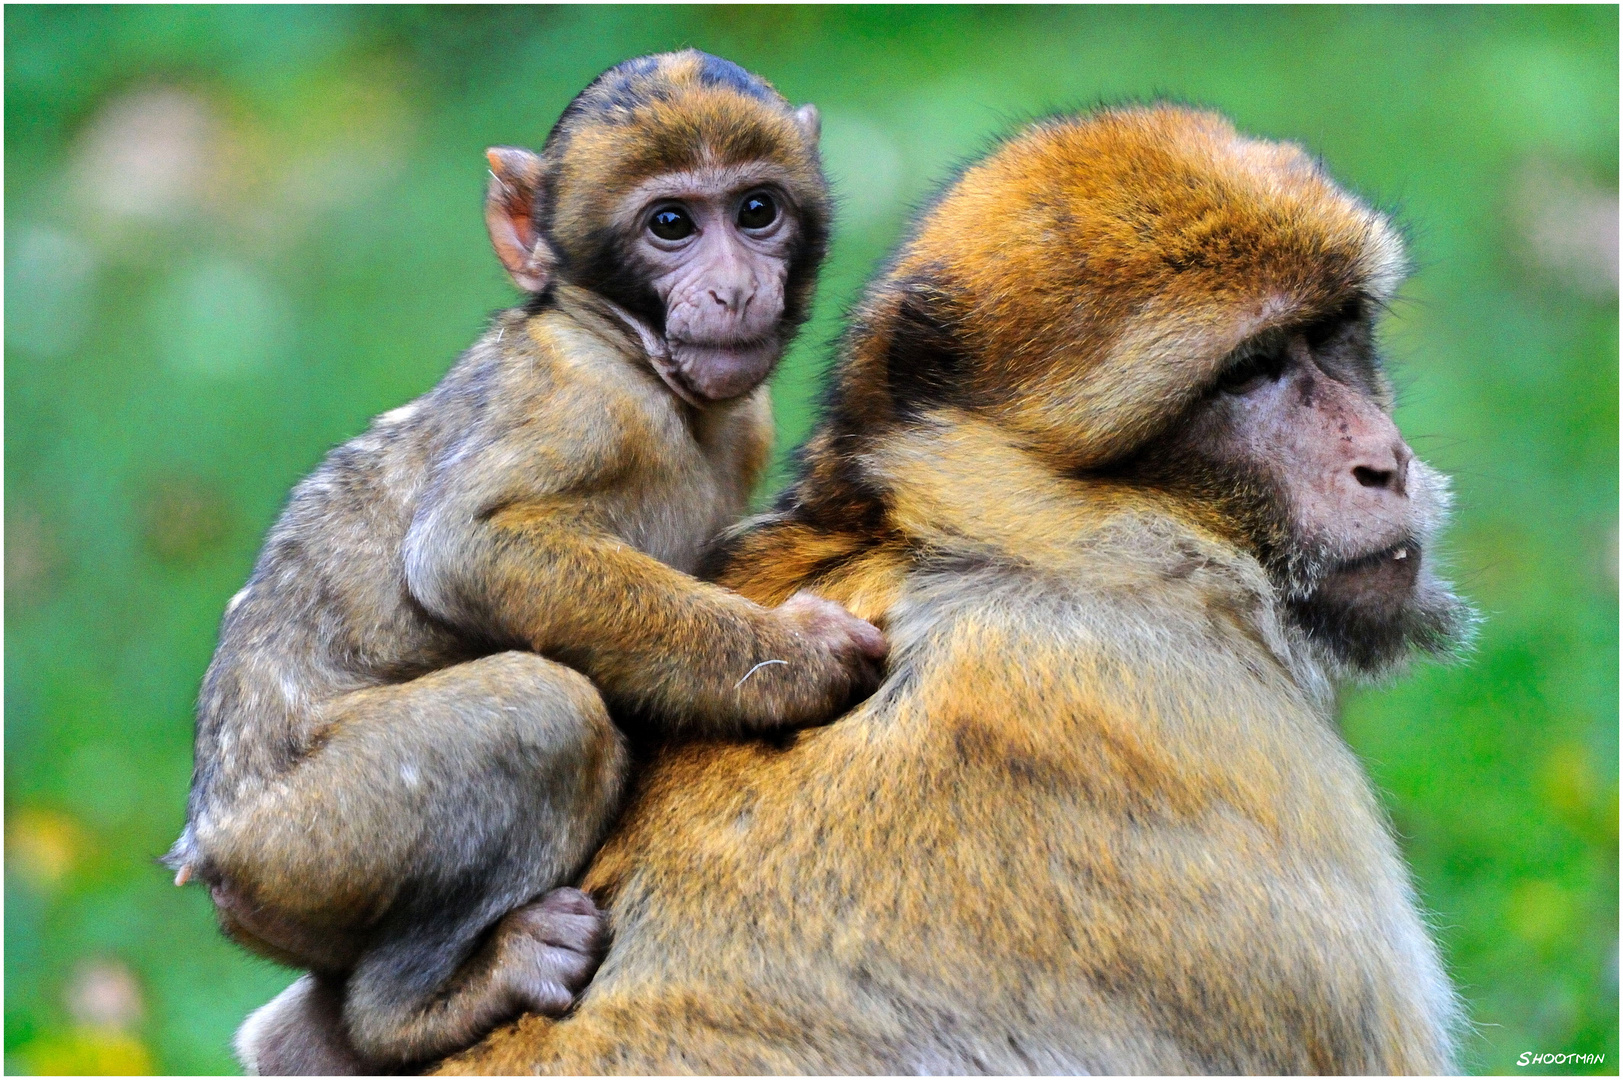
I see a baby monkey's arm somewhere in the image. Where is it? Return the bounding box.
[406,472,885,736]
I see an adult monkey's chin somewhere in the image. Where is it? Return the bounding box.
[1317,541,1424,613]
[669,338,782,401]
[1285,545,1474,677]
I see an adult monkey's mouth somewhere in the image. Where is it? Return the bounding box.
[1318,539,1423,607]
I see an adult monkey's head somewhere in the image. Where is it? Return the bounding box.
[484,50,829,405]
[788,106,1471,677]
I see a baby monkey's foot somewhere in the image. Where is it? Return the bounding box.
[493,887,609,1017]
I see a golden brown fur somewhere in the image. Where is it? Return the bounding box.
[436,105,1460,1075]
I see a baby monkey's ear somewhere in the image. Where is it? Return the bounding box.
[485,147,557,293]
[793,104,821,143]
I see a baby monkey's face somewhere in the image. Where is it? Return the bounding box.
[625,163,804,401]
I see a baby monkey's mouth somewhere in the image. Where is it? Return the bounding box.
[667,335,783,401]
[668,332,777,354]
[593,296,780,405]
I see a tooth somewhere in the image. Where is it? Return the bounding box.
[1393,549,1407,560]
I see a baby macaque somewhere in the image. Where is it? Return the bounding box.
[166,50,881,1074]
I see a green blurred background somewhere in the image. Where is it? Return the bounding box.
[4,5,1616,1074]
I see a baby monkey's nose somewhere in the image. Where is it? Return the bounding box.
[708,285,752,314]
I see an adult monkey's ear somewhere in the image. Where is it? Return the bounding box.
[793,104,821,143]
[485,147,557,293]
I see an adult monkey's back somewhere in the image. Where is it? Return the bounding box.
[438,106,1471,1075]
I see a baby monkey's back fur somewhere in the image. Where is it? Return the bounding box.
[168,51,884,1072]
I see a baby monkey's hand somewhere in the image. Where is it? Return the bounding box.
[737,591,888,729]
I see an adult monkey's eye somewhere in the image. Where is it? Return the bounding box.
[649,207,695,241]
[1216,347,1287,395]
[737,192,778,230]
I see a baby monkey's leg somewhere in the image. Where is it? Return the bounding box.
[226,652,627,1072]
[241,889,607,1075]
[344,886,606,1068]
[237,975,370,1075]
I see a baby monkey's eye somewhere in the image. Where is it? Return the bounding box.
[737,192,778,230]
[649,207,695,241]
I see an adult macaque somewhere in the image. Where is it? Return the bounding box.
[437,105,1471,1075]
[166,50,884,1074]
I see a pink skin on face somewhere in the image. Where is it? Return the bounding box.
[1206,332,1423,597]
[627,168,800,401]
